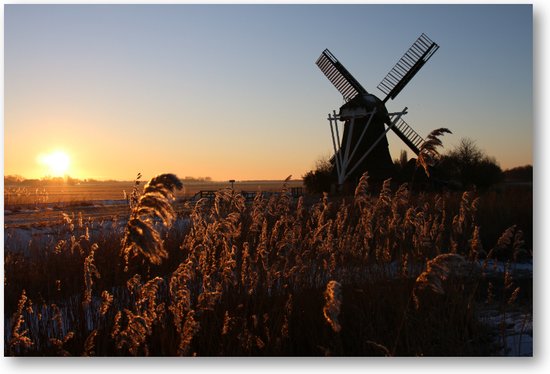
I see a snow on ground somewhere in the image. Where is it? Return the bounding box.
[477,259,533,280]
[92,199,127,206]
[478,307,533,356]
[476,259,533,356]
[4,216,191,256]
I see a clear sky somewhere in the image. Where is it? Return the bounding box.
[4,3,533,181]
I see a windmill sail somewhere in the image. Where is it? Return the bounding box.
[388,116,424,155]
[316,49,368,102]
[377,33,439,103]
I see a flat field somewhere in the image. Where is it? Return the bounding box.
[4,179,304,228]
[4,179,304,206]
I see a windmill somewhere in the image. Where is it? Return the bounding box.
[316,33,439,187]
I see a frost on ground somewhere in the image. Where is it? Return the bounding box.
[480,259,533,278]
[476,258,533,357]
[478,307,533,356]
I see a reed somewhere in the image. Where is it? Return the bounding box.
[3,173,531,356]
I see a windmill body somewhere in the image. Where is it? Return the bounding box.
[338,93,394,182]
[316,33,439,188]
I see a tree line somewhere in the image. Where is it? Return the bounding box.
[304,137,532,193]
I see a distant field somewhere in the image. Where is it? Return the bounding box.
[4,179,304,206]
[3,179,305,229]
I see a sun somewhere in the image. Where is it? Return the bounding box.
[38,150,71,177]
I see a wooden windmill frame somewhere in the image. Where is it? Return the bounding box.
[316,33,439,186]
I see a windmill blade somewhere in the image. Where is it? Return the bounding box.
[388,115,424,155]
[377,33,439,103]
[316,49,368,102]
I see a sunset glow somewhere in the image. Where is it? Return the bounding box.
[37,150,71,177]
[4,4,533,182]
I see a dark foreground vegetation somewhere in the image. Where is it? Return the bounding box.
[304,137,532,194]
[4,173,532,356]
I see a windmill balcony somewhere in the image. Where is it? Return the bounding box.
[339,106,370,120]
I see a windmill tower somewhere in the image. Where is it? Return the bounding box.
[316,33,439,187]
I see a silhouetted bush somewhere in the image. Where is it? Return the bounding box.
[437,138,503,189]
[303,156,336,193]
[503,165,533,183]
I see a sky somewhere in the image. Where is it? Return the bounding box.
[3,3,533,181]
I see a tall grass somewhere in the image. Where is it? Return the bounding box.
[4,173,531,356]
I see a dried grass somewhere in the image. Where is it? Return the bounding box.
[121,173,183,265]
[3,171,531,356]
[323,280,342,333]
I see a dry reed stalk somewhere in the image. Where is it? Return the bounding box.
[453,191,473,235]
[492,224,527,262]
[512,229,526,261]
[113,309,152,355]
[504,262,514,291]
[241,242,251,290]
[323,280,342,333]
[197,276,222,311]
[389,183,409,243]
[111,311,122,340]
[50,331,74,356]
[413,253,469,307]
[136,277,164,322]
[51,304,64,337]
[221,310,232,336]
[416,128,452,176]
[495,226,515,255]
[169,258,200,355]
[508,287,521,305]
[178,310,199,355]
[126,274,142,294]
[280,293,292,340]
[54,239,66,254]
[262,313,271,347]
[220,240,238,287]
[296,195,306,221]
[9,290,33,354]
[62,212,75,232]
[112,276,164,355]
[376,178,393,210]
[83,243,100,306]
[250,192,266,234]
[469,225,483,260]
[46,304,73,356]
[82,329,98,356]
[121,173,183,266]
[126,173,142,209]
[258,218,269,273]
[401,253,409,278]
[366,340,391,356]
[354,172,369,208]
[100,290,113,316]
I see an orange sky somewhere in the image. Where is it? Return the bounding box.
[4,5,533,181]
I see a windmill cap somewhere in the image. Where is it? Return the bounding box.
[339,93,388,120]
